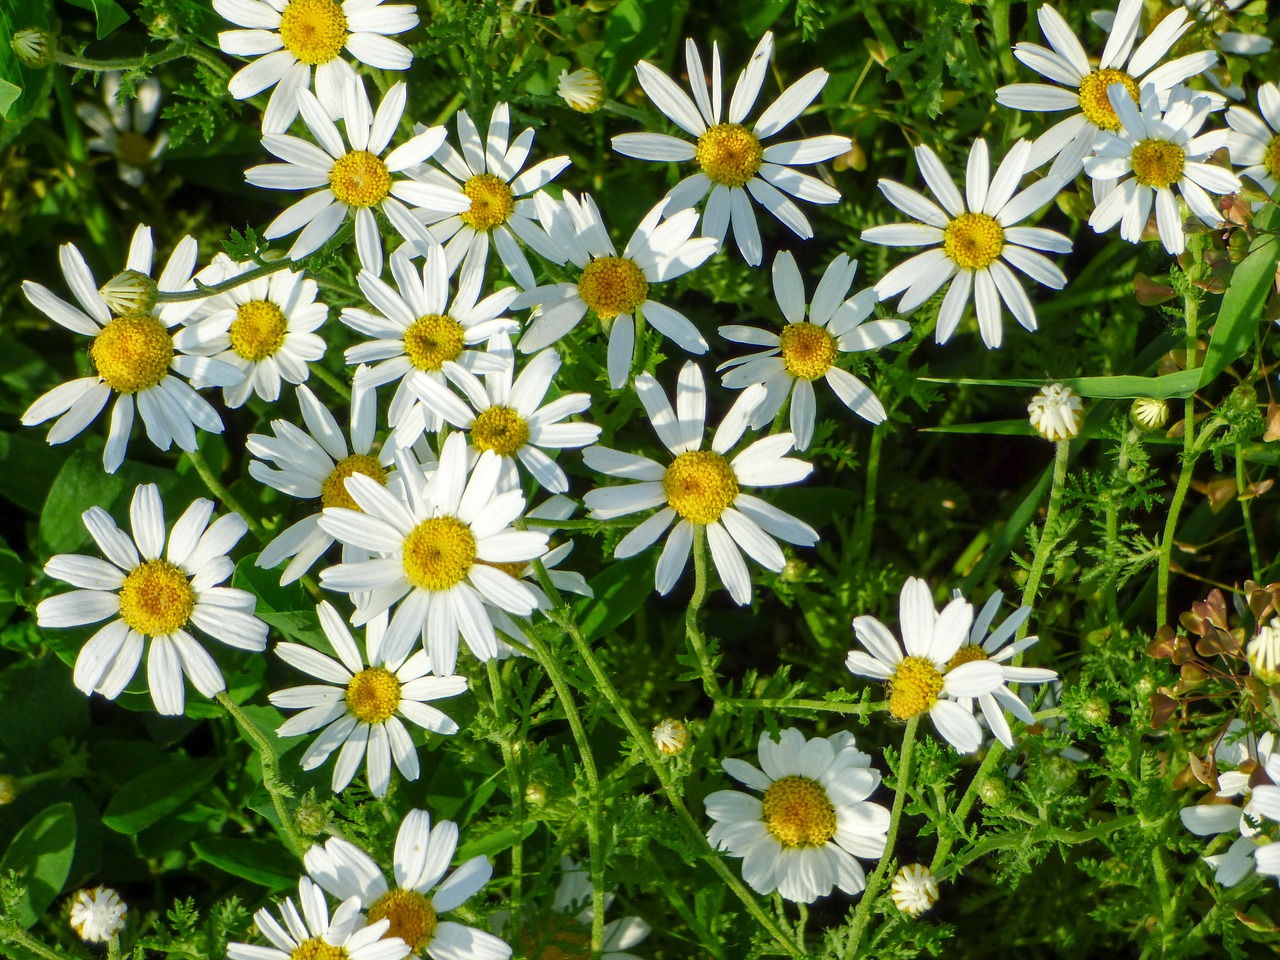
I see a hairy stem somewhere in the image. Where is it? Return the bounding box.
[686,526,722,700]
[1016,439,1070,659]
[1157,288,1200,627]
[215,691,305,858]
[485,659,525,938]
[186,448,266,541]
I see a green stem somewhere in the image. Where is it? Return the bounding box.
[686,526,722,700]
[1104,430,1135,625]
[935,813,1139,880]
[53,41,190,72]
[1157,290,1200,627]
[853,425,884,573]
[155,258,298,303]
[988,0,1019,82]
[0,929,68,960]
[1016,439,1070,657]
[724,697,886,715]
[309,362,353,402]
[186,448,266,541]
[1237,445,1262,582]
[485,660,525,939]
[929,741,1007,873]
[107,934,121,960]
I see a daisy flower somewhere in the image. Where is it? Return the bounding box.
[995,0,1218,171]
[401,102,570,290]
[342,247,517,437]
[215,0,418,134]
[176,254,327,407]
[404,333,601,492]
[704,728,889,903]
[1226,83,1280,197]
[270,601,465,796]
[612,32,851,265]
[69,887,127,943]
[227,877,411,960]
[21,226,243,473]
[717,251,909,450]
[516,193,717,389]
[318,435,549,675]
[652,718,690,755]
[304,808,512,960]
[845,577,1006,754]
[1084,84,1239,255]
[861,139,1073,349]
[1028,382,1084,440]
[246,79,462,275]
[557,69,605,113]
[1091,2,1271,69]
[36,483,267,716]
[582,362,818,605]
[891,865,939,917]
[77,72,166,188]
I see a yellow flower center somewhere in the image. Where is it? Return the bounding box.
[1264,135,1280,181]
[90,314,174,394]
[1130,139,1185,189]
[480,559,528,578]
[458,173,515,231]
[471,406,529,457]
[115,130,154,169]
[1077,68,1140,131]
[945,644,989,671]
[289,938,347,960]
[779,323,838,380]
[117,560,195,637]
[696,122,764,187]
[761,775,837,847]
[403,314,464,372]
[367,889,438,952]
[577,256,648,321]
[229,300,288,362]
[663,450,739,525]
[887,655,945,720]
[344,666,401,724]
[321,453,388,511]
[278,0,348,65]
[329,150,392,208]
[402,516,476,591]
[943,212,1005,270]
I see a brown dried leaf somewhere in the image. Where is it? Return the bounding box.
[1204,476,1238,513]
[1187,752,1219,789]
[1180,661,1210,685]
[1150,692,1177,729]
[1172,634,1197,664]
[1134,272,1177,305]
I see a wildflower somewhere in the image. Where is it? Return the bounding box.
[653,718,690,755]
[11,27,55,69]
[77,73,167,187]
[1130,396,1169,431]
[1028,383,1083,441]
[69,887,127,942]
[890,864,939,917]
[1247,619,1280,685]
[558,68,605,113]
[1226,83,1280,197]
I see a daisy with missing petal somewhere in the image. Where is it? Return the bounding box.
[271,602,465,796]
[215,0,418,134]
[862,139,1072,349]
[845,578,1005,754]
[319,435,549,675]
[516,193,717,389]
[247,80,461,275]
[36,483,267,716]
[718,251,909,450]
[612,33,851,265]
[304,808,512,960]
[583,362,818,605]
[227,877,411,960]
[21,226,242,473]
[77,72,166,187]
[995,0,1218,171]
[1085,85,1239,255]
[402,102,570,290]
[704,728,889,903]
[1226,83,1280,197]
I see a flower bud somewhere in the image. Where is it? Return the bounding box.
[1130,397,1168,431]
[70,887,127,942]
[11,28,55,69]
[1028,383,1083,441]
[557,68,605,113]
[1080,696,1110,726]
[0,775,18,805]
[977,776,1007,806]
[99,270,159,316]
[652,718,690,755]
[294,797,329,836]
[890,864,939,917]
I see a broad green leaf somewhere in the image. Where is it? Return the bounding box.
[0,803,77,927]
[0,431,71,513]
[102,758,220,834]
[920,369,1201,399]
[456,822,537,862]
[64,0,130,38]
[0,657,89,765]
[39,452,173,555]
[597,0,672,88]
[232,554,326,646]
[574,553,657,642]
[192,839,297,889]
[738,0,790,34]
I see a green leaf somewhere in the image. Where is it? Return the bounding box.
[64,0,131,38]
[0,78,20,116]
[455,822,537,862]
[920,369,1201,399]
[921,419,1038,436]
[192,839,298,889]
[574,553,657,642]
[0,431,71,514]
[0,803,77,927]
[102,758,220,834]
[232,554,326,646]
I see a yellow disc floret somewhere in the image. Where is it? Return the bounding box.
[1130,139,1185,189]
[279,0,348,65]
[945,644,989,671]
[887,655,945,720]
[696,123,764,187]
[321,454,388,511]
[289,938,347,960]
[1077,69,1140,131]
[329,150,392,208]
[367,889,437,952]
[229,300,288,362]
[577,256,648,320]
[117,560,195,637]
[458,174,515,231]
[471,406,529,457]
[663,450,739,525]
[344,666,401,724]
[943,213,1005,270]
[1264,135,1280,181]
[402,516,477,591]
[779,323,838,380]
[761,775,838,847]
[403,315,464,371]
[91,314,174,393]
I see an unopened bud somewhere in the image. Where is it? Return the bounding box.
[890,864,939,917]
[1028,383,1082,441]
[69,887,127,943]
[99,270,159,316]
[977,776,1007,806]
[0,775,18,805]
[652,718,690,756]
[1130,397,1168,431]
[294,798,329,836]
[11,28,55,69]
[557,68,604,113]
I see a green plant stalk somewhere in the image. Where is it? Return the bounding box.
[1016,439,1070,658]
[1104,430,1135,624]
[485,659,525,938]
[929,741,1007,872]
[309,362,353,401]
[723,697,886,715]
[988,0,1019,81]
[53,41,191,72]
[155,258,299,304]
[0,928,67,960]
[686,526,722,700]
[186,449,266,541]
[934,813,1140,879]
[107,935,120,960]
[853,425,884,573]
[1237,445,1262,582]
[1156,289,1200,627]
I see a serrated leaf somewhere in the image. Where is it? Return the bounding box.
[0,803,77,927]
[102,758,220,833]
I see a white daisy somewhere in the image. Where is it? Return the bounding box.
[215,0,418,134]
[717,251,909,449]
[515,193,717,389]
[77,72,166,187]
[69,887,127,943]
[1182,731,1279,886]
[890,865,939,917]
[845,577,1006,754]
[652,718,690,755]
[1226,83,1280,196]
[270,601,465,796]
[342,247,517,438]
[611,32,851,265]
[404,333,601,492]
[557,69,605,113]
[704,728,889,903]
[582,361,818,606]
[36,483,267,716]
[318,434,549,675]
[862,139,1073,349]
[1085,84,1239,255]
[1091,2,1271,67]
[1028,383,1083,440]
[227,877,411,960]
[304,808,512,960]
[246,79,461,275]
[401,102,571,289]
[21,226,243,473]
[995,0,1218,171]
